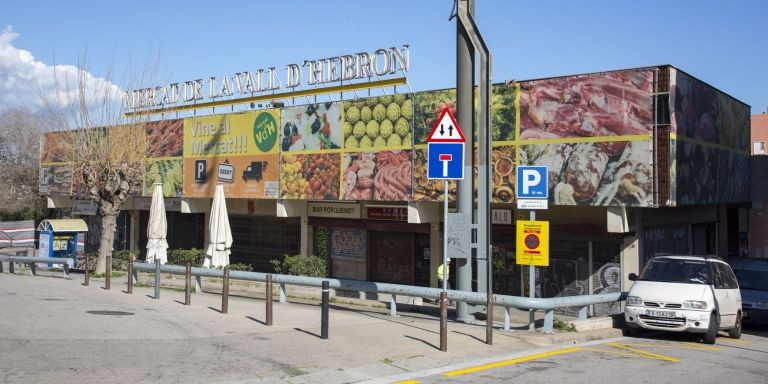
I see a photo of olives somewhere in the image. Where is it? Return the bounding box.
[341,95,413,150]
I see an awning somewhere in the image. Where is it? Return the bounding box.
[37,219,89,232]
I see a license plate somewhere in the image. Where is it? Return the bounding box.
[647,310,676,318]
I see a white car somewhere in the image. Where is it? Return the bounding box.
[624,255,742,344]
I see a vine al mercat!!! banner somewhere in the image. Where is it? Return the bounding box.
[183,110,280,198]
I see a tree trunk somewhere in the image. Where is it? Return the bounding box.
[97,212,117,274]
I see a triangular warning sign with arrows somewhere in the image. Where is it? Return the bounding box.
[426,108,465,143]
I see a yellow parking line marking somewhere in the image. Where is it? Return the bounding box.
[623,343,719,351]
[393,381,420,384]
[606,343,681,363]
[583,347,661,359]
[717,338,750,344]
[443,347,584,377]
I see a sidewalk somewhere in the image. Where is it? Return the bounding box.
[0,268,623,383]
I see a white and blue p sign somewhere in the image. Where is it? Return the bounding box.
[516,166,549,199]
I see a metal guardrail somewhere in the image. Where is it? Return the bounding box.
[0,255,71,278]
[133,262,626,332]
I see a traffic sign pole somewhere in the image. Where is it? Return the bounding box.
[443,180,448,293]
[529,210,535,330]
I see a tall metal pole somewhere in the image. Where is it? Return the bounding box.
[455,0,475,322]
[440,180,449,351]
[529,210,536,330]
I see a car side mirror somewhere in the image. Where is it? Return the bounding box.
[628,273,638,281]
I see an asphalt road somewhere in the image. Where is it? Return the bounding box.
[389,326,768,384]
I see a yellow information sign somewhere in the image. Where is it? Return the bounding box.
[516,220,549,266]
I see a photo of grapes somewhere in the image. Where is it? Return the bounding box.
[341,95,413,150]
[144,159,183,197]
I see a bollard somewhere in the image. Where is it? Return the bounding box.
[83,254,89,286]
[266,274,273,326]
[105,254,111,290]
[127,257,133,294]
[30,260,36,276]
[439,291,448,352]
[221,266,229,314]
[154,259,161,299]
[184,263,191,305]
[8,260,14,274]
[321,280,329,339]
[486,294,494,345]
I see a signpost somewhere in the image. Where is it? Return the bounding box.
[515,165,549,330]
[427,108,465,352]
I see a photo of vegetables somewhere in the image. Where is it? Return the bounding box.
[146,119,183,158]
[492,83,517,141]
[412,89,456,145]
[280,153,340,200]
[144,159,183,197]
[341,95,413,150]
[342,150,411,201]
[281,102,341,152]
[491,145,516,203]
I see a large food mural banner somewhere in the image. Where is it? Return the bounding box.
[337,95,414,202]
[39,131,71,195]
[669,68,750,204]
[183,111,280,199]
[279,102,342,200]
[144,119,184,197]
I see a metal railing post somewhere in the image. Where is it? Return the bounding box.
[184,263,191,305]
[8,260,13,274]
[390,294,397,317]
[83,254,89,286]
[154,259,161,299]
[0,259,4,273]
[578,306,588,321]
[321,280,329,339]
[105,254,112,290]
[543,309,554,333]
[439,291,448,352]
[486,294,494,345]
[221,266,229,314]
[504,306,510,331]
[62,263,70,279]
[195,275,202,293]
[266,274,273,326]
[279,283,286,303]
[30,260,36,276]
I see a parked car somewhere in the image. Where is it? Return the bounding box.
[624,255,742,344]
[728,258,768,325]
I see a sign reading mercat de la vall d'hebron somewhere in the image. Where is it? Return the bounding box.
[123,45,410,111]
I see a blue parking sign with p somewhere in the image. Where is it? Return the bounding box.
[516,166,549,199]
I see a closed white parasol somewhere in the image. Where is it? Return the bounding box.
[146,184,168,264]
[204,183,232,268]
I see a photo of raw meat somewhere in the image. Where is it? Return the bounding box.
[519,69,653,140]
[342,151,411,201]
[146,119,183,158]
[522,140,653,207]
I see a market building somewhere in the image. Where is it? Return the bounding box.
[749,112,768,257]
[39,63,751,316]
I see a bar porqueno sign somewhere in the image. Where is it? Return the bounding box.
[307,202,360,219]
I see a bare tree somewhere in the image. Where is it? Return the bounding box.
[0,107,48,219]
[43,56,173,273]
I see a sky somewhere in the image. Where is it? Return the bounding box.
[1,0,767,113]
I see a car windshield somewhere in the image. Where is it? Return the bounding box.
[639,259,710,284]
[733,269,768,291]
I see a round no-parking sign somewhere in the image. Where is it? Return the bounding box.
[516,220,549,266]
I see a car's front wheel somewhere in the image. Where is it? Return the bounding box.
[703,313,718,344]
[728,312,742,339]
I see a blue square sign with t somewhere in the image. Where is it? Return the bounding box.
[428,143,465,180]
[516,166,549,199]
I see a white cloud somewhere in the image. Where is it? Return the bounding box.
[0,26,122,110]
